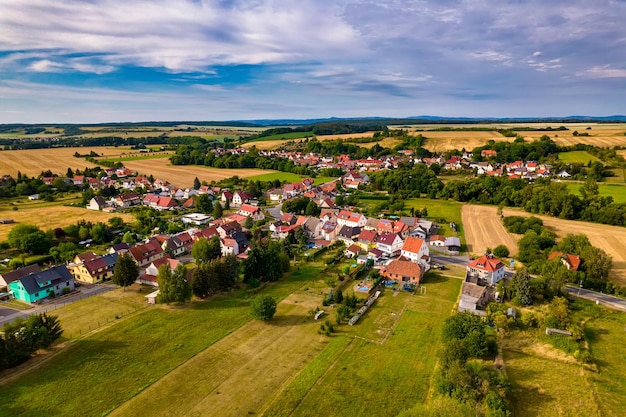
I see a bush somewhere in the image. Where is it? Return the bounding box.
[492,244,509,258]
[250,294,277,321]
[62,287,71,295]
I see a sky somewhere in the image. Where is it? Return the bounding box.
[0,0,625,123]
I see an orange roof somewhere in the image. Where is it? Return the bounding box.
[467,255,504,272]
[548,251,581,271]
[383,259,422,278]
[402,236,425,254]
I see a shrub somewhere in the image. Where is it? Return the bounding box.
[492,244,510,258]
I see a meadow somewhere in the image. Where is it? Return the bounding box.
[247,172,335,185]
[557,150,601,164]
[565,182,626,204]
[247,131,314,142]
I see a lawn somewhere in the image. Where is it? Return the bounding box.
[405,198,465,244]
[565,182,626,204]
[262,273,462,417]
[558,151,601,164]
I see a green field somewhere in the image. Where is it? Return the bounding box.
[247,171,335,185]
[248,131,315,142]
[94,153,173,163]
[558,151,601,164]
[565,183,626,204]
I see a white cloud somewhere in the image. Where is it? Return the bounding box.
[580,66,626,79]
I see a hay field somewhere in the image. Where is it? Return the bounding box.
[500,208,626,286]
[462,205,519,256]
[123,158,273,187]
[0,206,134,241]
[315,132,376,140]
[0,147,139,177]
[421,131,509,152]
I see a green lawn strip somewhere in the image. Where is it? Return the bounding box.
[247,131,315,142]
[246,172,335,185]
[564,183,626,204]
[95,154,172,163]
[558,151,601,164]
[504,350,598,417]
[0,264,323,417]
[260,336,353,417]
[585,309,626,416]
[278,275,460,417]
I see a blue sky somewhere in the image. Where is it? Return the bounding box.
[1,0,625,123]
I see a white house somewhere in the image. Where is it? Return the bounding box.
[238,204,265,221]
[466,255,506,286]
[400,236,430,268]
[336,210,367,228]
[375,232,404,257]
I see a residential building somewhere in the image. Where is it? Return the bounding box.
[238,204,265,221]
[381,259,422,284]
[70,253,118,284]
[548,252,581,271]
[375,232,404,257]
[400,236,430,267]
[129,238,165,268]
[0,264,41,292]
[9,265,75,303]
[337,210,367,228]
[466,255,506,285]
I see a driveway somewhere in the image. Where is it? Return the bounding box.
[564,285,626,312]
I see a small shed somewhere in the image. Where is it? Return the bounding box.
[145,290,160,304]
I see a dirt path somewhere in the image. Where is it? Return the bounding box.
[462,205,519,256]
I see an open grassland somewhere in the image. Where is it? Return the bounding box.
[462,205,519,256]
[122,158,273,187]
[262,274,461,417]
[248,131,314,142]
[0,263,323,417]
[247,172,335,185]
[0,147,139,177]
[565,182,626,204]
[558,151,602,164]
[501,208,626,286]
[0,205,134,242]
[405,198,465,242]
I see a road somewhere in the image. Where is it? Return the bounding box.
[266,203,283,221]
[0,283,115,327]
[564,285,626,312]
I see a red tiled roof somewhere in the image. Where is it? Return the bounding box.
[467,255,504,272]
[402,236,425,254]
[383,259,421,278]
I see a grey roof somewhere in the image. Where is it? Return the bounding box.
[338,225,361,238]
[445,237,461,247]
[0,264,41,285]
[15,265,73,295]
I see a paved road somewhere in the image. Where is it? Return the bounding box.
[564,285,626,312]
[266,203,283,221]
[0,283,115,327]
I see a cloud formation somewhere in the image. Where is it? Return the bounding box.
[0,0,624,122]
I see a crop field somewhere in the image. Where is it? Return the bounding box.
[122,158,273,187]
[565,182,626,204]
[557,151,601,164]
[501,208,626,286]
[315,132,377,140]
[0,147,140,177]
[462,205,519,256]
[248,131,314,142]
[0,205,134,242]
[421,130,509,152]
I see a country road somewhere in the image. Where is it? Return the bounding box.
[564,285,626,312]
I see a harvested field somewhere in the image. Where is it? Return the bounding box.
[315,132,377,140]
[122,159,273,187]
[0,147,136,177]
[0,206,134,241]
[501,208,626,286]
[422,131,512,152]
[462,205,519,256]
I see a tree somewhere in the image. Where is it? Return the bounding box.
[511,268,532,305]
[244,215,254,229]
[112,252,139,291]
[213,201,224,219]
[492,244,509,258]
[91,222,109,244]
[191,263,217,298]
[250,294,277,321]
[7,224,52,255]
[193,177,201,190]
[191,237,211,264]
[194,194,213,214]
[157,264,192,303]
[122,231,136,244]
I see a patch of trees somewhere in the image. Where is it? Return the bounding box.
[472,136,559,163]
[7,224,52,255]
[0,313,62,370]
[191,255,239,298]
[157,264,192,303]
[282,196,320,216]
[367,164,443,198]
[242,240,291,284]
[503,216,543,234]
[435,312,509,416]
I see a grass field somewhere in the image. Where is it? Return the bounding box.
[405,198,465,241]
[565,182,626,204]
[462,205,519,256]
[247,172,336,185]
[501,208,626,286]
[248,131,314,142]
[0,204,134,242]
[122,158,273,188]
[94,152,173,164]
[558,151,601,164]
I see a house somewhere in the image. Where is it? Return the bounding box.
[70,253,118,284]
[9,265,75,303]
[368,248,384,263]
[458,282,489,315]
[73,175,85,186]
[375,232,404,257]
[87,196,108,211]
[466,254,506,286]
[400,236,430,268]
[181,213,212,226]
[129,238,165,268]
[217,221,242,238]
[337,210,367,228]
[345,244,361,258]
[429,235,446,246]
[139,257,180,287]
[445,237,461,254]
[28,194,39,200]
[302,216,324,239]
[221,190,233,204]
[232,191,251,206]
[268,188,284,202]
[557,170,571,178]
[0,264,41,292]
[154,196,178,210]
[221,237,239,256]
[548,252,581,271]
[109,243,130,254]
[238,204,265,221]
[381,259,422,284]
[337,225,361,246]
[320,221,338,241]
[342,171,369,189]
[481,149,497,158]
[356,229,377,252]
